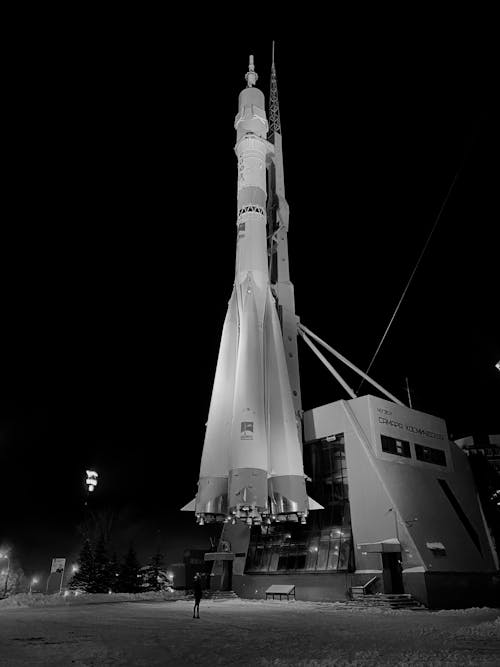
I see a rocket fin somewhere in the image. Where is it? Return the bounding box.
[307,496,324,511]
[181,498,196,512]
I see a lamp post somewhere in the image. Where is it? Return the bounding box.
[0,552,10,597]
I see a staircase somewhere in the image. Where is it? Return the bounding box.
[349,590,425,610]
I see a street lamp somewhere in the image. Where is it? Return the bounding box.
[0,552,10,598]
[29,577,39,594]
[85,470,98,492]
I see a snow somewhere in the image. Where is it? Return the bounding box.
[0,597,498,665]
[0,590,184,609]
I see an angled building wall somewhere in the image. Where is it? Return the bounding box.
[210,395,498,607]
[304,395,499,607]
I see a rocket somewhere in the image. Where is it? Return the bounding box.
[183,56,317,526]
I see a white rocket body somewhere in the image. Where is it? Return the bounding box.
[191,60,310,526]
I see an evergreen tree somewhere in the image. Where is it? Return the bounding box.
[93,534,112,593]
[143,550,165,591]
[0,556,25,597]
[108,551,120,592]
[69,539,94,592]
[117,544,141,593]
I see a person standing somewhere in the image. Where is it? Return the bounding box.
[193,574,202,619]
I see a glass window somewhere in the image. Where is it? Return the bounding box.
[305,535,319,571]
[245,545,255,571]
[277,544,289,571]
[381,435,411,458]
[316,530,331,570]
[338,536,352,570]
[415,443,446,466]
[327,539,340,570]
[252,545,264,571]
[261,544,272,572]
[244,433,354,574]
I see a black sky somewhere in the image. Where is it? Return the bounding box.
[1,19,498,575]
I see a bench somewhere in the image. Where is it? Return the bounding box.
[265,584,296,601]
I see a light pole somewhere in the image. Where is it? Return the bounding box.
[29,577,39,594]
[0,552,10,597]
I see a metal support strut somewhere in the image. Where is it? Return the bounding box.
[298,323,405,406]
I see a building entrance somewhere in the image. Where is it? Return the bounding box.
[220,560,233,591]
[382,552,404,593]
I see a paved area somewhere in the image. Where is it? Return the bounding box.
[0,599,498,666]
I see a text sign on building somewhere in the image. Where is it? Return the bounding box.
[367,396,452,471]
[51,558,66,573]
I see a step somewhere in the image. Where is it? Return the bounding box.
[348,592,425,610]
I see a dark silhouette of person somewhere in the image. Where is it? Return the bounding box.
[193,574,202,619]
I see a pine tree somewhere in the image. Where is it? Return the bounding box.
[108,551,120,592]
[117,544,142,593]
[0,556,25,597]
[69,539,95,592]
[143,550,165,591]
[93,534,112,593]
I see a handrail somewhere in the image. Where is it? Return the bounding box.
[362,576,378,592]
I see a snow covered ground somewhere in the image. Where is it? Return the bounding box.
[0,597,498,666]
[0,590,183,609]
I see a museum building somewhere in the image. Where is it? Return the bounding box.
[211,395,499,608]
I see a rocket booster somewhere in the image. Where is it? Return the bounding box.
[188,57,313,526]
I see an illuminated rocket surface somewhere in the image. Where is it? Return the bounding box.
[185,57,317,527]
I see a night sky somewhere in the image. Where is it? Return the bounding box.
[1,23,498,578]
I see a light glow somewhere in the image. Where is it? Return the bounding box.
[85,470,98,492]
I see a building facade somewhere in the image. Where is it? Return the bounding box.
[211,396,499,608]
[454,433,500,565]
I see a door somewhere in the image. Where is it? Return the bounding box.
[382,552,404,593]
[220,560,233,591]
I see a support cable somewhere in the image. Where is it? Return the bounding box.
[357,151,470,393]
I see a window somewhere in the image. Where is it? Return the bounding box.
[381,435,411,458]
[244,434,354,573]
[415,443,446,466]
